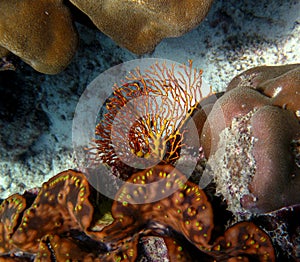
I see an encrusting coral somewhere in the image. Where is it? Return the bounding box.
[0,0,78,74]
[0,0,213,73]
[0,166,275,261]
[198,64,300,215]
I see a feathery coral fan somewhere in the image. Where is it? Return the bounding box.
[0,166,275,261]
[90,61,210,177]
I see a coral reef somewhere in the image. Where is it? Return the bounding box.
[0,166,275,261]
[97,62,300,260]
[198,64,300,215]
[68,0,213,54]
[1,60,299,260]
[0,0,78,74]
[0,0,213,73]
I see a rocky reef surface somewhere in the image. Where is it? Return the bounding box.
[0,0,299,260]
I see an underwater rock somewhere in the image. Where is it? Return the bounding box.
[199,64,300,216]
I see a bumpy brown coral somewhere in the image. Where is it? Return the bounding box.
[68,0,213,54]
[198,64,300,215]
[0,0,213,73]
[0,166,275,261]
[0,46,9,58]
[0,0,78,74]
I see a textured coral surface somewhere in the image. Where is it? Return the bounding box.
[0,0,78,74]
[198,64,300,215]
[68,0,213,54]
[0,0,213,73]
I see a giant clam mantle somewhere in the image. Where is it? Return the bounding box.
[0,167,275,261]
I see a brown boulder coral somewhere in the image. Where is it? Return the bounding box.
[227,63,300,113]
[199,64,300,216]
[0,0,78,74]
[0,46,9,58]
[68,0,213,54]
[0,0,213,73]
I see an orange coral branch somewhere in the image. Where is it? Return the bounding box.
[90,61,211,179]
